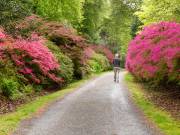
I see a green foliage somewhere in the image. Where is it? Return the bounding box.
[130,16,143,38]
[81,0,110,43]
[0,58,37,99]
[136,0,180,25]
[101,0,135,56]
[46,41,74,83]
[1,78,21,100]
[0,0,33,33]
[24,85,34,94]
[0,59,23,99]
[87,53,110,73]
[32,85,43,92]
[33,0,84,28]
[87,60,102,73]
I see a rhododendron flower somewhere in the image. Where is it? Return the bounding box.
[19,68,33,74]
[126,22,180,85]
[0,29,7,48]
[14,36,59,71]
[84,47,95,59]
[90,45,114,63]
[0,30,6,39]
[6,34,63,84]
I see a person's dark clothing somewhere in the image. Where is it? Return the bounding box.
[113,58,120,67]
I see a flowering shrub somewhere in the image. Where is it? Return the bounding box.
[15,15,87,79]
[82,47,111,74]
[15,15,85,43]
[82,47,96,63]
[0,29,63,99]
[87,53,111,73]
[0,29,7,47]
[8,34,62,84]
[0,58,26,100]
[90,45,114,64]
[126,22,180,86]
[0,29,6,39]
[46,41,74,83]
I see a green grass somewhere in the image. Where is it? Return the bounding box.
[0,73,101,135]
[125,73,180,135]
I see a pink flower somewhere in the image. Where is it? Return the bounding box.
[126,21,180,84]
[90,45,114,63]
[19,68,33,74]
[0,31,6,39]
[9,34,62,83]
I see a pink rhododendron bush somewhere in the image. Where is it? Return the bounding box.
[9,35,63,84]
[90,45,114,64]
[0,25,113,100]
[82,47,111,74]
[126,22,180,86]
[0,17,114,100]
[0,30,63,94]
[13,15,114,79]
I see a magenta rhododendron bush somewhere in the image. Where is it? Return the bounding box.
[0,30,62,84]
[90,45,114,63]
[0,29,6,39]
[83,47,95,63]
[11,35,62,84]
[0,20,114,99]
[126,22,180,85]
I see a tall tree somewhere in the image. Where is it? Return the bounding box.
[33,0,85,28]
[81,0,110,43]
[101,0,134,54]
[136,0,180,25]
[130,16,143,38]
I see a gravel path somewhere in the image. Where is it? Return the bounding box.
[14,72,159,135]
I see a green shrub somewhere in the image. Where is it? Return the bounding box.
[33,84,43,92]
[92,53,111,71]
[87,53,111,73]
[0,59,32,99]
[87,60,102,73]
[24,85,34,95]
[46,41,74,83]
[1,78,21,100]
[0,0,33,33]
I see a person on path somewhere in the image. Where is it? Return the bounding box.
[113,53,121,82]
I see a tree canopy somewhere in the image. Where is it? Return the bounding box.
[33,0,85,28]
[0,0,179,58]
[136,0,180,25]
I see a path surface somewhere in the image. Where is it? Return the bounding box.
[14,72,158,135]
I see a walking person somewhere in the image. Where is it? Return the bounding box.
[113,53,121,82]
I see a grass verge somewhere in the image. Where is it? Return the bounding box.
[124,73,180,135]
[0,73,102,135]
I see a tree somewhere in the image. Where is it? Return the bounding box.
[101,0,134,54]
[136,0,180,25]
[130,16,143,38]
[33,0,85,28]
[81,0,110,43]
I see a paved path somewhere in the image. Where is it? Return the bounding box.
[14,72,158,135]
